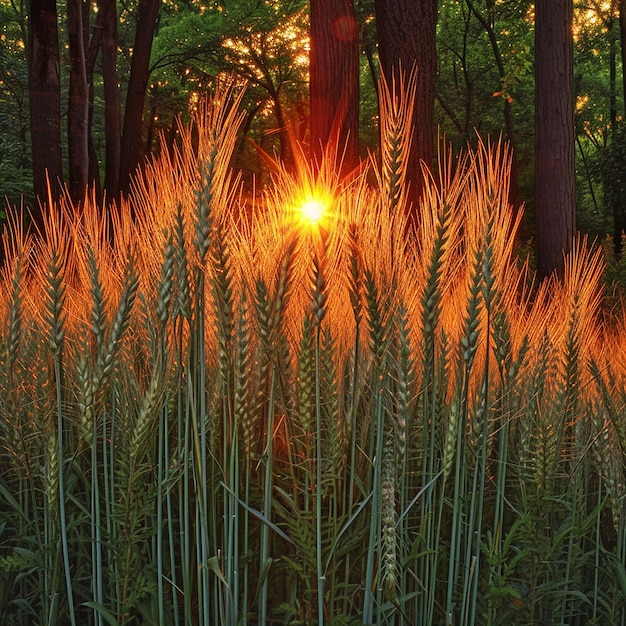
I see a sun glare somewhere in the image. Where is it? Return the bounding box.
[298,195,327,226]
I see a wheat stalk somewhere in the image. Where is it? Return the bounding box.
[100,259,140,382]
[173,204,191,323]
[380,425,398,602]
[376,66,418,217]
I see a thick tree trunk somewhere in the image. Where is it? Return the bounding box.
[100,0,122,201]
[67,0,90,203]
[27,0,63,223]
[375,0,438,216]
[119,0,161,197]
[309,0,359,173]
[535,0,575,280]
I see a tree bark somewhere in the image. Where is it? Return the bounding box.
[535,0,575,280]
[27,0,63,223]
[100,0,122,201]
[375,0,438,215]
[309,0,360,173]
[67,0,90,203]
[119,0,161,197]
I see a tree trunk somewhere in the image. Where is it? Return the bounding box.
[309,0,360,173]
[119,0,161,197]
[100,0,122,201]
[535,0,575,280]
[85,0,106,203]
[67,0,90,203]
[27,0,63,224]
[375,0,438,217]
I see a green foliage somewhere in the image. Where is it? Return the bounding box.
[150,0,310,174]
[435,0,534,141]
[0,1,31,208]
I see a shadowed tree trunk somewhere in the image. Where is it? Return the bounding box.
[309,0,360,174]
[67,0,90,203]
[119,0,161,197]
[375,0,438,220]
[27,0,63,226]
[68,0,119,205]
[535,0,575,280]
[99,0,122,201]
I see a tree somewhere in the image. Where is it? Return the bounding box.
[535,0,575,279]
[27,0,63,222]
[119,0,162,197]
[67,0,90,202]
[309,0,360,173]
[375,0,438,217]
[100,0,122,201]
[24,0,163,209]
[217,1,309,168]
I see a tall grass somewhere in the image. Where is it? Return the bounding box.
[1,78,625,625]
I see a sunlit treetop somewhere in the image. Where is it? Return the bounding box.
[150,0,308,126]
[573,1,614,40]
[221,5,309,81]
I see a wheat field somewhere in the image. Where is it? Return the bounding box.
[0,79,625,625]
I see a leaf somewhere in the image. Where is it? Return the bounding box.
[604,550,626,601]
[220,481,293,544]
[9,598,37,616]
[253,558,273,603]
[207,555,228,587]
[81,602,120,626]
[397,470,443,524]
[0,482,28,521]
[324,492,372,574]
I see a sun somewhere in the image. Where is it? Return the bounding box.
[298,195,327,226]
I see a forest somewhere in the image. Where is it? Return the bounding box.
[2,1,626,270]
[1,1,626,625]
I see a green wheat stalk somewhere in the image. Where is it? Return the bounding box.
[44,240,77,626]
